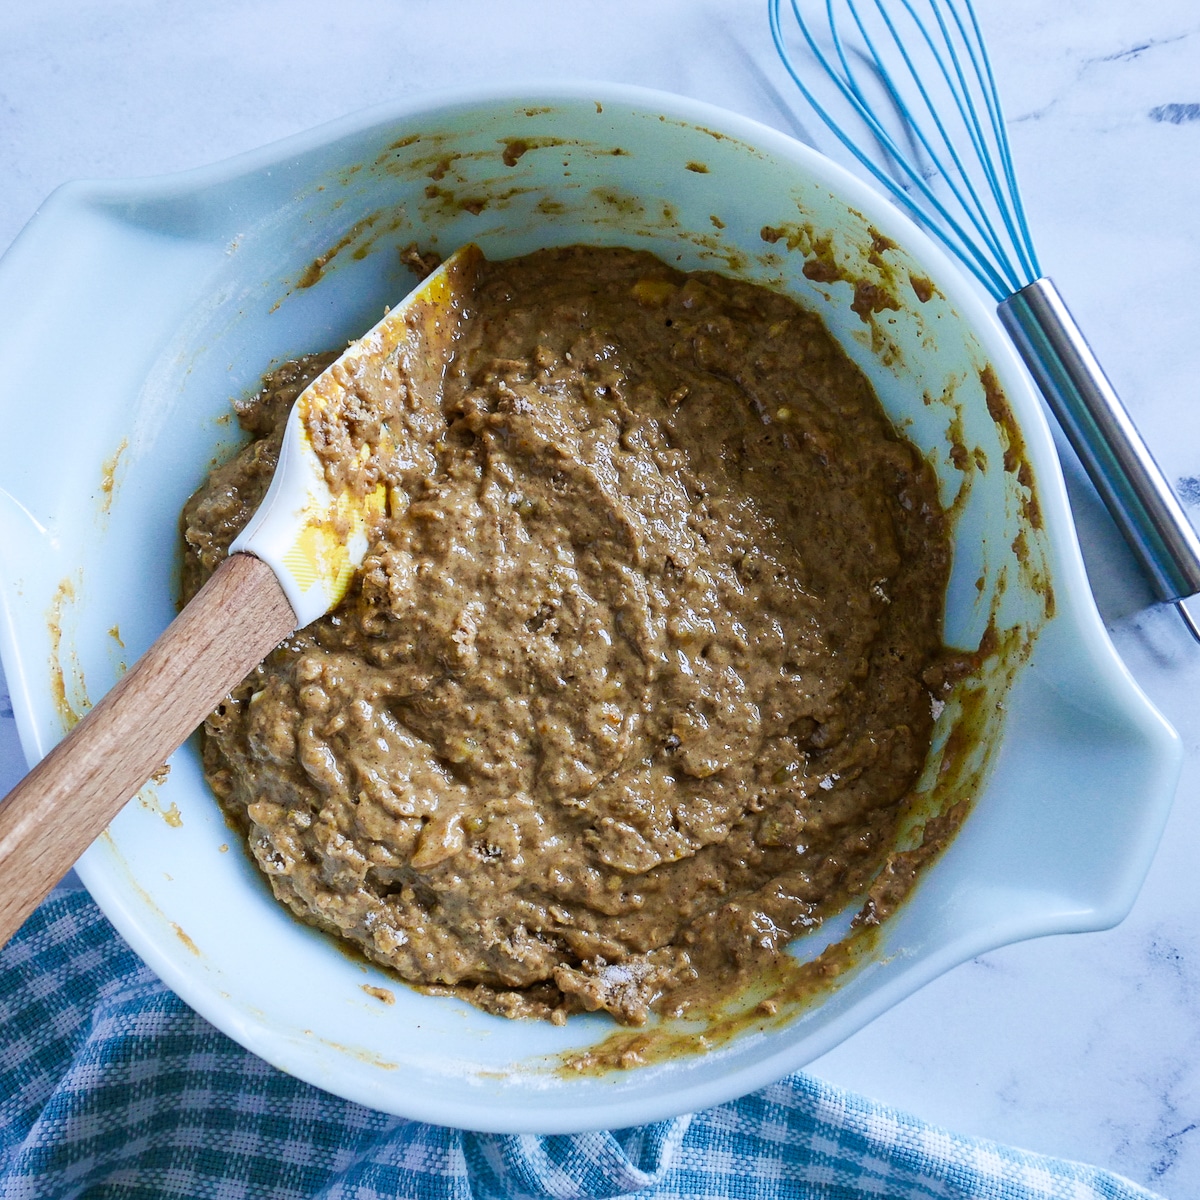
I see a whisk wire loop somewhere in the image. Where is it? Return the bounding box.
[928,0,1040,283]
[957,0,1040,282]
[897,0,1022,268]
[770,0,1041,299]
[842,0,1020,287]
[773,0,1007,294]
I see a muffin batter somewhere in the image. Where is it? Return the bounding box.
[181,245,950,1025]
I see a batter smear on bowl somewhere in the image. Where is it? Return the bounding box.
[181,245,951,1026]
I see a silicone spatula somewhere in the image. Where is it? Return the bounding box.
[0,242,484,948]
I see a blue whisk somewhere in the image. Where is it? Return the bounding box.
[770,0,1200,641]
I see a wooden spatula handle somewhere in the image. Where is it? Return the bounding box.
[0,552,297,948]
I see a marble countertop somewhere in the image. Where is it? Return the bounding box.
[2,0,1198,1193]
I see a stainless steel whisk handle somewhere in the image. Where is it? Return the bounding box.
[998,278,1200,613]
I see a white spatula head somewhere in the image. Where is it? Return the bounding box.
[231,243,483,627]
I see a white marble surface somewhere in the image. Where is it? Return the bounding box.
[2,0,1199,1193]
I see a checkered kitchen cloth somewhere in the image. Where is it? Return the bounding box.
[0,890,1162,1200]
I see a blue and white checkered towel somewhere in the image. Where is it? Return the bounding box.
[0,890,1162,1200]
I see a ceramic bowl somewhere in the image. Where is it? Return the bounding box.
[0,84,1180,1133]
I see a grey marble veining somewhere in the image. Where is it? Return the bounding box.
[1,0,1199,1193]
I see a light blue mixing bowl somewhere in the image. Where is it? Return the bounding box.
[0,84,1180,1132]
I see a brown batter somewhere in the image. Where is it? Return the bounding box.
[181,245,950,1026]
